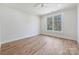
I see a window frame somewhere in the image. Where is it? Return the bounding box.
[46,16,53,32]
[46,13,64,33]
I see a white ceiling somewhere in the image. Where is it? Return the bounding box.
[0,3,77,15]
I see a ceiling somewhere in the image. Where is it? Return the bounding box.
[0,3,77,15]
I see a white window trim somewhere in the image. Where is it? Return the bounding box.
[46,13,64,33]
[46,16,53,32]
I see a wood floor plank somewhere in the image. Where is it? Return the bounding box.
[1,35,79,55]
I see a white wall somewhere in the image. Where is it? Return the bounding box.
[77,5,79,44]
[0,5,40,44]
[40,7,77,41]
[0,24,1,44]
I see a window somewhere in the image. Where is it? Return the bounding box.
[54,15,62,31]
[47,17,53,30]
[46,14,63,32]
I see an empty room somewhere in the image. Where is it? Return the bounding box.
[0,3,79,55]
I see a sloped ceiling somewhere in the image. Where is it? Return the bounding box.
[0,3,77,15]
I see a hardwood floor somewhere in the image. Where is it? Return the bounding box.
[1,35,79,55]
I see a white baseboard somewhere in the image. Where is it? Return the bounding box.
[1,33,77,44]
[41,33,77,41]
[1,34,39,44]
[78,40,79,44]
